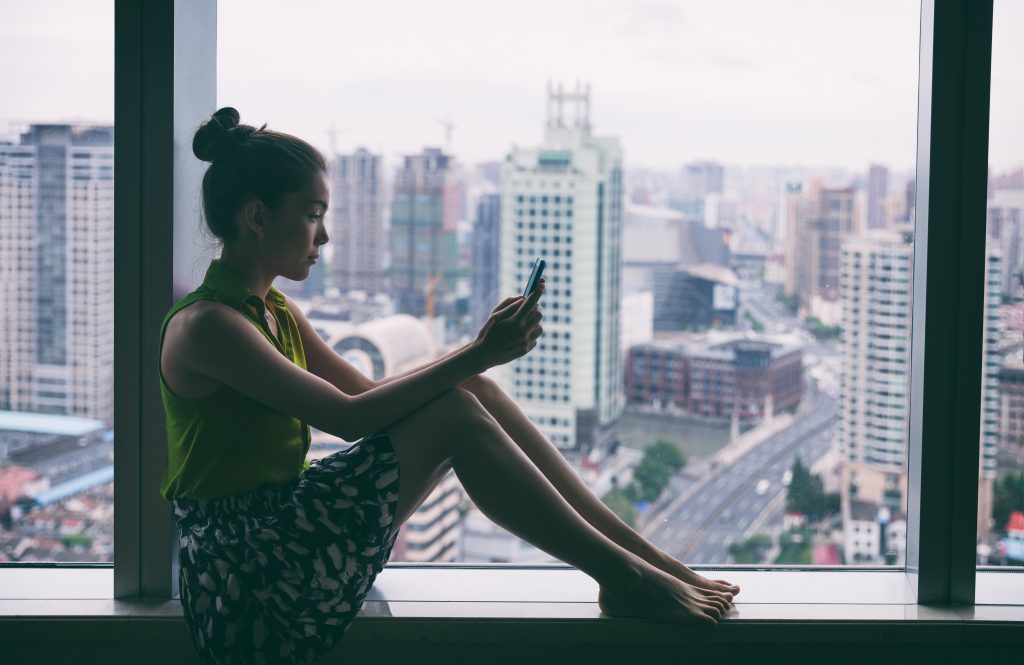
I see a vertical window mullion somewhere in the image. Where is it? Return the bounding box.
[908,0,993,605]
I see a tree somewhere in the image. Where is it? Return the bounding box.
[993,472,1024,535]
[601,487,637,528]
[647,440,686,472]
[728,533,773,564]
[786,457,840,521]
[776,291,799,314]
[629,441,687,503]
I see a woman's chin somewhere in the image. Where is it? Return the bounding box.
[282,266,310,282]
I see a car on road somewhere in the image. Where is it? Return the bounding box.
[755,479,771,495]
[782,469,793,486]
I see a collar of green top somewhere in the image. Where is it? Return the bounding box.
[201,258,287,317]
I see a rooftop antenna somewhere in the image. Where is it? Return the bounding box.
[546,80,591,131]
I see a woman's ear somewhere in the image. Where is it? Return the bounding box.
[241,199,268,239]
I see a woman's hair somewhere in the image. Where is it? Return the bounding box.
[192,107,327,243]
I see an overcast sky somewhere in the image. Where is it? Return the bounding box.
[2,1,1022,172]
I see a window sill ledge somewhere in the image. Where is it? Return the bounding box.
[0,567,1022,647]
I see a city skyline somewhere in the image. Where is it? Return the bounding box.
[5,1,1023,171]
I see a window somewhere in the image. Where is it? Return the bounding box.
[2,0,1014,614]
[976,0,1024,603]
[0,1,114,565]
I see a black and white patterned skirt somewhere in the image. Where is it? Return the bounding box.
[172,431,402,665]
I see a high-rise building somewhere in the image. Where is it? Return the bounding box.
[388,148,461,318]
[0,125,114,423]
[389,472,463,562]
[986,190,1024,298]
[839,230,914,510]
[671,161,724,219]
[469,193,500,330]
[838,230,1001,542]
[329,148,385,295]
[783,182,858,313]
[978,242,1003,536]
[867,164,889,230]
[496,82,623,450]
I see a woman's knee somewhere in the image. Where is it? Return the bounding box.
[460,374,500,402]
[433,387,491,427]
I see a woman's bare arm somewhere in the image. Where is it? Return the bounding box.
[184,291,541,441]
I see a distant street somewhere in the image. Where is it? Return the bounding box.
[643,387,838,564]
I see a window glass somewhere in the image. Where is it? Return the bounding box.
[219,0,919,566]
[0,1,114,563]
[976,0,1024,601]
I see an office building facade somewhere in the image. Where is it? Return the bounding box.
[0,125,114,423]
[389,148,460,317]
[330,148,385,295]
[496,82,623,450]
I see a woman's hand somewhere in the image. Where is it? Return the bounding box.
[472,277,545,370]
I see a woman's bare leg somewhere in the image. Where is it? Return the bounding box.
[458,374,739,598]
[383,388,728,623]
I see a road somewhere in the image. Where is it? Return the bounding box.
[644,388,838,564]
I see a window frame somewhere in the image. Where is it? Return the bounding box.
[93,0,1001,606]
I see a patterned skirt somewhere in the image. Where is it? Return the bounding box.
[172,431,402,665]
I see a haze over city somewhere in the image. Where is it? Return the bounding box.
[4,0,1022,171]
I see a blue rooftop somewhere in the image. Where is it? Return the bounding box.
[0,410,106,436]
[32,465,114,507]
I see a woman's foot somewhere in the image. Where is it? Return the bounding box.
[653,552,740,598]
[597,561,730,625]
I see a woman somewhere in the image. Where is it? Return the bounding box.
[160,107,739,665]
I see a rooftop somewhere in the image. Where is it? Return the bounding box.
[0,411,106,437]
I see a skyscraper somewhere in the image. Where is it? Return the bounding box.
[838,230,1001,531]
[496,82,623,450]
[978,242,1002,536]
[867,164,889,230]
[470,193,500,330]
[388,148,461,318]
[0,125,114,422]
[839,230,914,510]
[329,148,385,296]
[783,182,859,316]
[672,161,724,220]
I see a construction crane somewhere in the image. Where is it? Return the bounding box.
[423,273,443,319]
[326,121,351,156]
[435,115,454,151]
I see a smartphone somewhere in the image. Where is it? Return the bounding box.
[522,258,546,297]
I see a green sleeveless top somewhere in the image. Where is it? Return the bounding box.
[159,258,311,500]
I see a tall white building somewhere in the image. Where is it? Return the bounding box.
[496,82,624,450]
[838,230,1001,548]
[329,148,385,295]
[0,125,114,423]
[978,242,1002,535]
[839,230,914,510]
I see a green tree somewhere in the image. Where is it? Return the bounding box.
[786,457,840,521]
[776,292,799,314]
[728,533,773,564]
[630,441,687,503]
[647,440,686,472]
[774,529,813,564]
[993,472,1024,535]
[601,487,637,528]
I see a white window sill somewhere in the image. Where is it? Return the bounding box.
[0,565,1022,623]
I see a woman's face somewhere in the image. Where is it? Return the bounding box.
[261,172,330,281]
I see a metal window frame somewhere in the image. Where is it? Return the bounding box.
[110,0,997,605]
[113,0,215,598]
[907,0,993,604]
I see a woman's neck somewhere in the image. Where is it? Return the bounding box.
[217,247,274,302]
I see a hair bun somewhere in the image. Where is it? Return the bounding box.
[192,107,257,163]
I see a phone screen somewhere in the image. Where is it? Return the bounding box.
[523,258,546,297]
